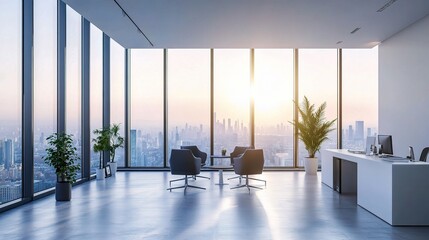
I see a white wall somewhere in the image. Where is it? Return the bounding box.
[379,15,429,158]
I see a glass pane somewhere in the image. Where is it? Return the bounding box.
[168,49,210,165]
[66,6,82,178]
[130,49,164,167]
[34,0,57,192]
[110,40,125,167]
[342,47,378,150]
[214,49,250,164]
[90,24,103,173]
[0,0,22,204]
[254,49,294,167]
[298,49,337,167]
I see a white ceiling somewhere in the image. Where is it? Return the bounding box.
[62,0,429,49]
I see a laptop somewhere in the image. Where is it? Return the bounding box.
[348,136,376,155]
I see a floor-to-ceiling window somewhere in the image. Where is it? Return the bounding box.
[130,49,164,167]
[298,49,338,166]
[0,0,22,204]
[33,0,57,192]
[167,49,210,163]
[254,49,294,167]
[110,40,125,167]
[342,47,378,149]
[90,24,103,173]
[66,6,82,179]
[213,49,251,163]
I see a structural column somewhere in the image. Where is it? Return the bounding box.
[22,0,34,201]
[57,0,66,134]
[124,49,131,167]
[163,49,168,167]
[102,33,110,166]
[337,49,343,149]
[250,49,255,148]
[210,49,214,165]
[81,18,90,178]
[293,49,299,168]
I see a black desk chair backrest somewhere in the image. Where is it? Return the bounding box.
[180,145,207,166]
[420,147,429,162]
[169,149,201,175]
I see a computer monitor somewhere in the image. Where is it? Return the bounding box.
[378,135,393,155]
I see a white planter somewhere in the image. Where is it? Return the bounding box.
[108,162,117,175]
[304,157,318,175]
[96,168,105,180]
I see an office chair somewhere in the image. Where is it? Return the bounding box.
[180,145,210,180]
[227,146,253,182]
[167,149,206,192]
[230,149,266,193]
[420,147,429,162]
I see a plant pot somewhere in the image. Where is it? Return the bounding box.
[304,157,318,175]
[56,182,71,201]
[108,162,117,175]
[96,168,105,180]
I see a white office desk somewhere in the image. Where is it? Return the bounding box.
[322,149,429,226]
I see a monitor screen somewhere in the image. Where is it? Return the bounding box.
[378,135,393,155]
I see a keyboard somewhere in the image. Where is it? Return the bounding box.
[348,149,366,154]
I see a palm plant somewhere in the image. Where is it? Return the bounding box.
[290,96,336,158]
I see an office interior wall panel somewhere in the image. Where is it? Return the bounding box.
[379,14,429,158]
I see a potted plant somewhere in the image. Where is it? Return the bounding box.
[108,123,124,175]
[221,148,227,156]
[93,127,110,180]
[290,96,336,175]
[43,132,80,201]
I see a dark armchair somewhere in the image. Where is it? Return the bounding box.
[180,145,210,180]
[228,146,253,182]
[230,149,266,192]
[420,147,429,162]
[167,149,206,192]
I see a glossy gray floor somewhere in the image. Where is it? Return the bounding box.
[1,172,429,240]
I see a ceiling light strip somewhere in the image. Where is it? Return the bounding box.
[350,28,360,34]
[113,0,154,47]
[377,0,398,13]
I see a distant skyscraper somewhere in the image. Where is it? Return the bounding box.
[367,128,372,138]
[158,132,163,149]
[130,130,136,166]
[3,139,14,170]
[348,125,353,140]
[355,121,364,140]
[228,118,232,133]
[0,140,3,166]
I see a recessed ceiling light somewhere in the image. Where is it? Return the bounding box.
[377,0,398,13]
[350,28,361,34]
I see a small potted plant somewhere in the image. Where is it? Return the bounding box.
[93,127,110,180]
[43,132,80,201]
[290,96,336,175]
[221,148,227,156]
[108,123,124,175]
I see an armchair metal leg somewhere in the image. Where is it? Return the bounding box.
[246,177,266,186]
[230,176,263,192]
[167,175,206,192]
[187,175,210,180]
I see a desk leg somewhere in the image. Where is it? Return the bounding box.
[216,169,228,185]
